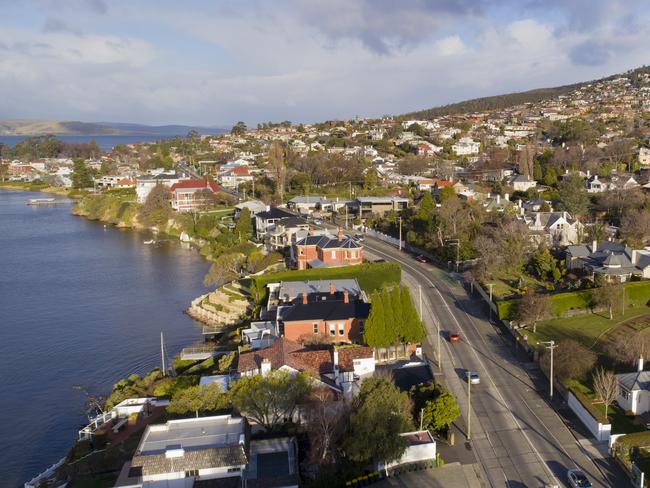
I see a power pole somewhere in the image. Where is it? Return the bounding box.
[487,283,495,321]
[419,284,422,320]
[398,217,403,251]
[467,372,472,441]
[160,331,166,376]
[539,340,557,400]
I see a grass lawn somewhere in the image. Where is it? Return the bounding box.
[486,273,546,301]
[566,379,645,434]
[522,306,650,349]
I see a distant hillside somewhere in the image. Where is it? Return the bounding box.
[400,66,650,120]
[0,119,227,136]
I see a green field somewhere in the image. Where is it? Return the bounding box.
[523,307,650,349]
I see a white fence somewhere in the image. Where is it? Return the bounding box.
[366,229,403,249]
[568,391,611,442]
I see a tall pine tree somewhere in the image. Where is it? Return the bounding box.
[381,287,399,345]
[364,291,389,347]
[400,286,426,343]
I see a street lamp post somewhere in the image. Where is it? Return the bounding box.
[539,340,557,401]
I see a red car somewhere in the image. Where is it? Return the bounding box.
[449,332,460,343]
[415,255,428,263]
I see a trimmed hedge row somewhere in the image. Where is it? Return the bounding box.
[496,281,650,320]
[251,262,401,303]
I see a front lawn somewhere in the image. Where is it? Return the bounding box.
[522,307,650,349]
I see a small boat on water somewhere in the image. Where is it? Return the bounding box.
[27,198,58,206]
[143,239,156,245]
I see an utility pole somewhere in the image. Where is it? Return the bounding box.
[467,372,472,441]
[419,408,424,430]
[419,284,422,320]
[486,283,495,321]
[446,238,460,273]
[345,204,349,229]
[539,340,557,400]
[398,217,403,251]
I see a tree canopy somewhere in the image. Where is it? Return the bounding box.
[363,286,425,347]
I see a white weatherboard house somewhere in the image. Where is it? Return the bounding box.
[616,359,650,415]
[379,430,437,471]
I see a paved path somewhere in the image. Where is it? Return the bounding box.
[364,237,626,488]
[374,462,485,488]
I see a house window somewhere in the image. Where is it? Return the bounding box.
[339,323,345,336]
[331,250,336,259]
[228,467,242,473]
[359,320,364,334]
[621,388,630,400]
[313,323,319,334]
[185,469,199,477]
[329,323,336,336]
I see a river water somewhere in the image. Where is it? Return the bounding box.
[0,190,209,484]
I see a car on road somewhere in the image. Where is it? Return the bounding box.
[567,469,592,488]
[354,234,364,242]
[466,371,480,385]
[314,219,322,225]
[414,255,428,263]
[449,332,460,343]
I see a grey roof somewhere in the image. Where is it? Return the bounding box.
[617,371,650,391]
[356,196,409,203]
[295,233,362,249]
[256,208,294,221]
[131,445,247,476]
[278,279,361,301]
[289,196,324,204]
[281,298,370,322]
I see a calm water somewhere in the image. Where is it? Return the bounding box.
[0,135,166,152]
[0,190,209,485]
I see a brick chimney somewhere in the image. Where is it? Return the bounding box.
[338,227,343,241]
[343,291,349,304]
[329,282,334,295]
[302,293,308,305]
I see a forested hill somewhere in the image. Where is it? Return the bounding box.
[400,65,650,120]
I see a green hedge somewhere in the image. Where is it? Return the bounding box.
[569,386,609,424]
[251,262,401,303]
[616,430,650,449]
[626,281,650,306]
[496,281,650,320]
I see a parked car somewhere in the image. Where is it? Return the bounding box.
[466,371,480,385]
[354,234,365,242]
[567,469,592,488]
[414,255,428,263]
[314,219,322,225]
[449,332,460,343]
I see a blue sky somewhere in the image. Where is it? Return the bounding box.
[0,0,648,126]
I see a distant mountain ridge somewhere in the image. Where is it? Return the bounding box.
[401,65,650,119]
[0,119,227,136]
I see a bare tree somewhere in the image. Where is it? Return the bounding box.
[268,140,287,202]
[592,283,624,320]
[304,388,347,465]
[204,253,246,287]
[592,368,619,418]
[606,331,650,366]
[540,339,596,382]
[517,290,552,332]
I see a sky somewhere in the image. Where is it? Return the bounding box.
[0,0,649,127]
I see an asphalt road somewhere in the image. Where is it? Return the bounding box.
[362,237,621,488]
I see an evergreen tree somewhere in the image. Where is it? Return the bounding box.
[381,287,398,345]
[364,291,388,347]
[234,207,253,241]
[390,286,404,338]
[72,159,93,189]
[400,286,425,343]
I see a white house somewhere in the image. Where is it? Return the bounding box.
[509,174,537,192]
[135,173,185,203]
[452,137,480,155]
[616,359,650,415]
[521,211,583,246]
[639,147,650,167]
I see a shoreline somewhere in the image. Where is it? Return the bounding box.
[7,185,216,486]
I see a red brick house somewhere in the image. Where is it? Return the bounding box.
[293,228,363,270]
[278,289,370,343]
[237,337,375,395]
[169,179,220,212]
